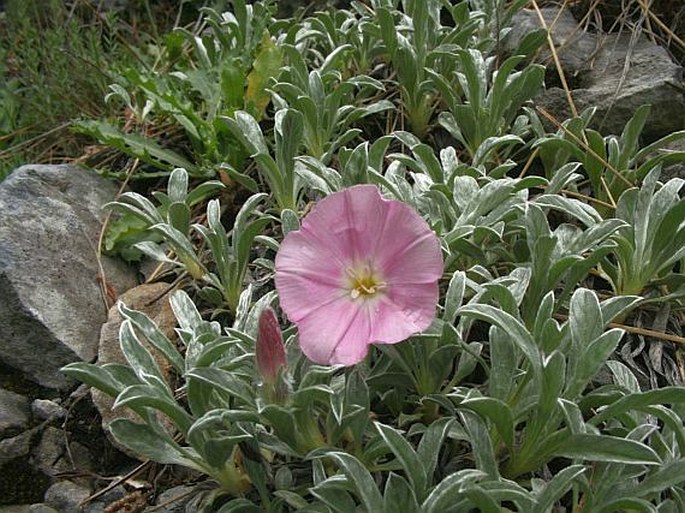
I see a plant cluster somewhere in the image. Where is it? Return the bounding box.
[62,0,685,511]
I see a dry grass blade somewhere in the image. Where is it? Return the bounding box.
[555,313,685,345]
[535,105,634,191]
[531,0,579,118]
[637,0,685,52]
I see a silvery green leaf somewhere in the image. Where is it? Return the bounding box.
[589,387,685,426]
[170,289,204,332]
[310,484,356,513]
[567,328,624,398]
[221,111,268,155]
[281,208,300,236]
[421,469,486,513]
[569,288,604,347]
[119,320,168,388]
[149,223,204,277]
[534,194,601,227]
[459,410,499,478]
[458,303,542,373]
[186,367,255,407]
[232,193,268,251]
[472,135,523,167]
[600,296,642,325]
[531,465,586,513]
[383,473,420,513]
[443,271,466,325]
[233,284,253,332]
[555,434,661,465]
[459,396,515,450]
[118,302,184,374]
[315,451,383,512]
[106,191,165,226]
[558,398,587,435]
[596,498,657,513]
[375,422,427,499]
[109,418,193,466]
[61,362,127,399]
[114,384,193,434]
[167,201,191,235]
[167,167,189,203]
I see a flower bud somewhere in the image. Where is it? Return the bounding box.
[256,307,286,387]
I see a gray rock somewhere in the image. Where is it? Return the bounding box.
[0,389,30,437]
[31,400,66,422]
[508,7,685,140]
[43,481,91,513]
[31,427,92,477]
[0,164,138,391]
[0,429,34,465]
[558,33,684,140]
[506,7,599,80]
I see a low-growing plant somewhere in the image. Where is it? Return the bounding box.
[533,105,685,211]
[106,167,269,314]
[51,0,685,511]
[434,48,545,164]
[0,0,137,178]
[601,168,685,299]
[76,1,284,178]
[273,43,393,163]
[373,0,483,138]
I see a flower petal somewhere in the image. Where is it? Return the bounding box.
[374,201,443,284]
[296,297,371,365]
[297,184,392,264]
[275,227,348,322]
[370,282,439,343]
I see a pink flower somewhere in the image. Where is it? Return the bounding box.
[275,184,443,366]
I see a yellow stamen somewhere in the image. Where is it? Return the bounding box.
[346,264,386,299]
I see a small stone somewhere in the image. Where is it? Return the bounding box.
[0,389,31,438]
[0,505,32,513]
[31,427,92,478]
[31,427,66,476]
[43,480,91,513]
[31,400,66,422]
[145,485,197,513]
[0,430,34,465]
[81,485,127,513]
[28,505,58,513]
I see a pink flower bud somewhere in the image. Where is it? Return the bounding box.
[256,307,286,386]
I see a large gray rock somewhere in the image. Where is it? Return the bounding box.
[505,6,599,81]
[0,165,138,391]
[509,7,685,140]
